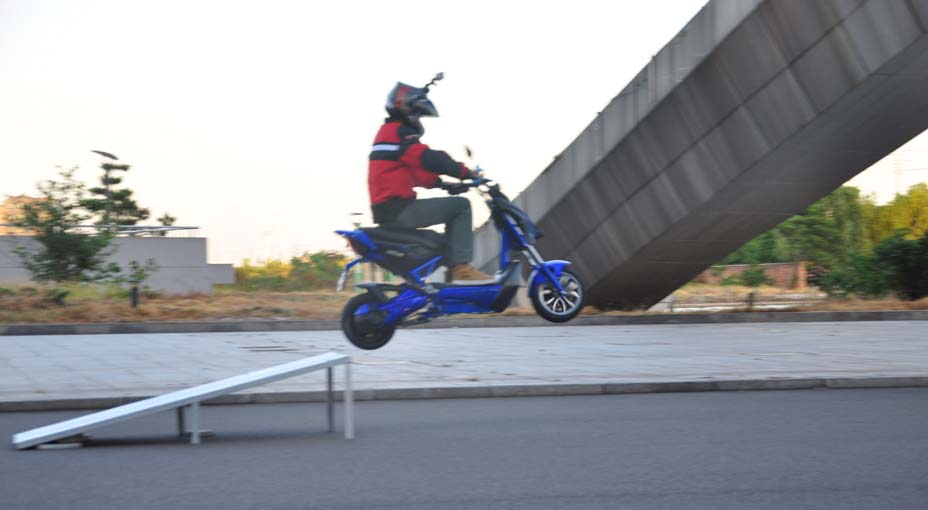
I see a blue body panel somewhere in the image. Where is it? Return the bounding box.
[378,289,430,325]
[436,285,501,311]
[529,260,572,295]
[354,284,502,326]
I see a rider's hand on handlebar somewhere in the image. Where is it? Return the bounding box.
[464,166,483,180]
[442,182,470,195]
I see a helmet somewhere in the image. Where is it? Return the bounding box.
[386,82,438,118]
[386,82,438,134]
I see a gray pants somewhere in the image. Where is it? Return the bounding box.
[385,197,473,264]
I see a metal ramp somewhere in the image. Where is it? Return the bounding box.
[12,352,353,450]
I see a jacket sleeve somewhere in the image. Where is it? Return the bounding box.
[398,127,469,180]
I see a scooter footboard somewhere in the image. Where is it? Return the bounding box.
[435,261,522,314]
[436,285,501,313]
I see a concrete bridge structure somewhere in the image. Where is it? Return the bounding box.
[473,0,928,309]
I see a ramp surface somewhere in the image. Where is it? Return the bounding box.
[12,352,351,449]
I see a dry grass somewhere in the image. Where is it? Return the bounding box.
[0,285,352,323]
[673,283,826,303]
[794,297,928,312]
[0,283,925,324]
[673,284,928,312]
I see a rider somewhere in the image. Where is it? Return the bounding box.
[368,78,493,282]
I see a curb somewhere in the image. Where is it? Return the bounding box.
[3,376,927,412]
[2,310,928,336]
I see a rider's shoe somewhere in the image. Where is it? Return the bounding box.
[451,264,496,284]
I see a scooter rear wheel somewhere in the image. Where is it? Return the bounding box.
[342,293,396,350]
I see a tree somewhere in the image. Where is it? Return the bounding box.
[724,186,874,269]
[155,213,177,237]
[712,184,928,296]
[80,161,150,226]
[9,168,119,283]
[867,183,928,243]
[157,213,176,227]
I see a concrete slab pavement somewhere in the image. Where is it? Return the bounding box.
[3,310,927,336]
[1,321,926,411]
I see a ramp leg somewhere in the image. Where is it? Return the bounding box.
[176,407,186,437]
[189,403,201,445]
[344,363,354,440]
[326,367,334,433]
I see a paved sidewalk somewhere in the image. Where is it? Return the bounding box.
[1,321,926,410]
[3,310,927,336]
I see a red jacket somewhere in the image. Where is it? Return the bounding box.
[368,119,469,223]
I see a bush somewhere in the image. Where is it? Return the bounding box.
[721,275,740,286]
[234,251,350,291]
[44,288,70,306]
[874,232,928,300]
[821,231,928,300]
[740,265,772,287]
[820,251,893,298]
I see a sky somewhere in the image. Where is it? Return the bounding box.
[2,0,926,264]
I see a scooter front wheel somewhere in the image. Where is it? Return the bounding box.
[342,293,396,350]
[530,269,584,323]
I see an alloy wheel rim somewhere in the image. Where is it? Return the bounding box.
[539,274,582,315]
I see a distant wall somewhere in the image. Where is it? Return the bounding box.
[693,262,807,290]
[0,236,234,294]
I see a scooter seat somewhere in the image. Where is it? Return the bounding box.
[361,227,446,251]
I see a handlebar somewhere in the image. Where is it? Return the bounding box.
[438,176,501,198]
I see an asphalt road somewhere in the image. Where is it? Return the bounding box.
[2,388,926,510]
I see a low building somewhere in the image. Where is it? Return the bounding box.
[0,233,234,295]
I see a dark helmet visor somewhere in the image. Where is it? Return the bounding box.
[410,96,438,117]
[386,82,439,118]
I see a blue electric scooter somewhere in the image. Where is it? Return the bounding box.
[335,175,584,349]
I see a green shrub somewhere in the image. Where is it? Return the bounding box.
[820,251,893,298]
[721,275,740,286]
[740,265,772,288]
[874,231,928,300]
[44,288,70,306]
[234,251,350,291]
[821,231,928,300]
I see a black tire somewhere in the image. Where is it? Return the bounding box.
[530,269,584,323]
[341,293,396,350]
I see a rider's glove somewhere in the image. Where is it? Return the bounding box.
[464,167,483,180]
[441,182,470,195]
